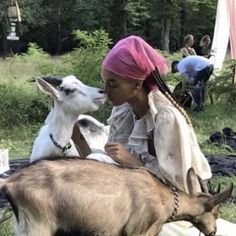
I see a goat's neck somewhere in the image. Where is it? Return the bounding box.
[47,106,78,146]
[171,192,205,222]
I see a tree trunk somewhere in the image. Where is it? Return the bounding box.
[57,4,62,55]
[122,0,128,36]
[161,18,171,52]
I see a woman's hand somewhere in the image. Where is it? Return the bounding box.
[105,142,143,167]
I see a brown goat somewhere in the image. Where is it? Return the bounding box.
[0,158,233,236]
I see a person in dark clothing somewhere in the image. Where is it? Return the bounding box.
[195,35,212,58]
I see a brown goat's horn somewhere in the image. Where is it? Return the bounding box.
[197,175,209,194]
[206,183,233,210]
[215,184,221,194]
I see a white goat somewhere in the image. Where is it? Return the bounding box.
[78,114,109,151]
[30,75,115,164]
[0,159,233,236]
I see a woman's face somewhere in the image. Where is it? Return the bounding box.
[101,68,138,106]
[186,36,194,46]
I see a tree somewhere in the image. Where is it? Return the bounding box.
[0,0,10,57]
[0,0,218,56]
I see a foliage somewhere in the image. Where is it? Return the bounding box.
[189,102,236,156]
[15,42,69,76]
[0,83,50,128]
[17,42,48,66]
[208,59,236,103]
[63,29,111,86]
[125,0,151,27]
[0,217,14,236]
[72,29,112,49]
[0,0,218,55]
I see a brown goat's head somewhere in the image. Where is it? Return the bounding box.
[187,168,233,236]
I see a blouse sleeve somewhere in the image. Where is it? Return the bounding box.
[153,106,212,193]
[107,104,134,147]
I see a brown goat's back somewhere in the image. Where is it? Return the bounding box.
[3,159,170,235]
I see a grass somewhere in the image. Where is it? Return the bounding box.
[189,101,236,155]
[0,124,41,159]
[0,56,236,234]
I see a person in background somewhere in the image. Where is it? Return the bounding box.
[180,34,196,58]
[196,35,212,58]
[171,55,214,112]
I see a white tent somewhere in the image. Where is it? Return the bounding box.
[210,0,236,82]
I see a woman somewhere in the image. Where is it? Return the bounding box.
[196,35,212,58]
[181,34,196,58]
[102,35,211,192]
[73,35,235,236]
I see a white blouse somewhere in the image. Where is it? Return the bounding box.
[107,90,212,192]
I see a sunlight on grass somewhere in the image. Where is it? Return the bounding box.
[221,203,236,223]
[0,58,36,87]
[0,124,41,159]
[189,102,236,156]
[0,217,14,236]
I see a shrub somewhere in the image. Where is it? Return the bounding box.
[63,29,112,86]
[0,83,50,128]
[208,59,236,103]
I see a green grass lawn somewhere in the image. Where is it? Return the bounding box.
[0,102,235,232]
[0,57,236,234]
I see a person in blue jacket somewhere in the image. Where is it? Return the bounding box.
[171,55,214,112]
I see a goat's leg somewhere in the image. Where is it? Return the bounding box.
[145,220,162,236]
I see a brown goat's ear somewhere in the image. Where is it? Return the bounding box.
[206,183,233,211]
[186,168,198,196]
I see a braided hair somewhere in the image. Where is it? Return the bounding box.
[150,67,192,126]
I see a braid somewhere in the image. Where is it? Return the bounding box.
[152,68,192,126]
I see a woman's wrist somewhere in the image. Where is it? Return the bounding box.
[123,153,144,167]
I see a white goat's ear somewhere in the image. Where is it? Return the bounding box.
[186,168,199,196]
[36,77,62,101]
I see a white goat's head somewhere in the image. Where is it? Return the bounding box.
[36,75,106,116]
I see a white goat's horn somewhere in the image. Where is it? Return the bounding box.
[41,76,63,87]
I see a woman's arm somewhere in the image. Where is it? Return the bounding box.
[105,142,144,167]
[181,47,196,57]
[153,106,211,192]
[181,47,189,57]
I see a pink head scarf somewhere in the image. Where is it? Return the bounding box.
[102,35,167,81]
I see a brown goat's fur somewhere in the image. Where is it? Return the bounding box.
[0,158,233,236]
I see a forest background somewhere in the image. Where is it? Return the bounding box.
[0,0,217,55]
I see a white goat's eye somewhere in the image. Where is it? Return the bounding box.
[64,88,76,95]
[58,86,76,95]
